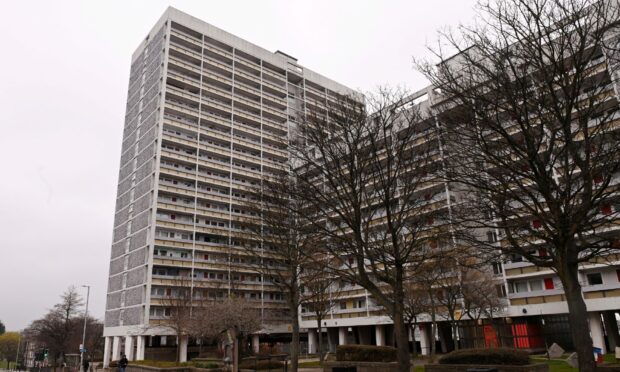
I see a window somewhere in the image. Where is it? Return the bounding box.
[529,280,543,291]
[495,284,507,298]
[544,278,555,290]
[492,262,503,275]
[515,281,528,293]
[587,273,603,285]
[340,302,347,310]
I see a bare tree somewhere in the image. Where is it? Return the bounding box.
[240,174,321,372]
[290,88,448,372]
[28,286,83,368]
[150,277,199,362]
[418,0,620,369]
[402,282,432,358]
[300,256,341,362]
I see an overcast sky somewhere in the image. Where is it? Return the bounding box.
[0,0,477,331]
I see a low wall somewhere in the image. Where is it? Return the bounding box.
[424,363,548,372]
[323,361,399,372]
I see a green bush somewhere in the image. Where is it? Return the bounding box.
[238,359,283,370]
[192,361,221,369]
[335,345,397,362]
[131,360,192,368]
[438,348,531,366]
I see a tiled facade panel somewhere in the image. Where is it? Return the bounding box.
[118,161,134,182]
[132,210,150,232]
[134,193,151,215]
[127,266,146,287]
[121,130,137,155]
[117,177,133,199]
[135,159,154,181]
[107,292,121,310]
[113,222,128,243]
[109,256,125,276]
[119,148,134,169]
[143,81,161,107]
[114,207,129,228]
[138,126,158,152]
[124,118,138,138]
[141,95,160,121]
[122,306,143,326]
[130,229,149,251]
[141,112,158,133]
[128,54,144,87]
[111,240,126,260]
[134,177,153,199]
[105,309,120,327]
[137,144,155,167]
[129,247,147,269]
[108,275,122,293]
[125,287,144,307]
[115,191,131,212]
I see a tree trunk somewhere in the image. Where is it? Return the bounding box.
[316,317,324,362]
[290,305,300,372]
[560,260,596,372]
[451,321,459,351]
[393,303,412,372]
[410,324,418,359]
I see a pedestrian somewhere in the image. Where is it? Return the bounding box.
[82,358,90,372]
[118,354,128,372]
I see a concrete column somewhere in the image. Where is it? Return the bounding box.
[179,335,189,363]
[161,335,167,346]
[112,336,122,361]
[419,324,431,356]
[136,336,146,361]
[603,311,620,351]
[590,312,607,354]
[103,337,112,368]
[308,329,317,354]
[338,327,348,345]
[375,325,385,346]
[124,336,135,361]
[327,328,337,352]
[251,334,260,354]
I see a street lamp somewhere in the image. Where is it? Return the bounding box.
[80,285,90,372]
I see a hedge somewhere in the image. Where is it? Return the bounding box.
[238,360,283,370]
[438,348,531,366]
[335,345,398,362]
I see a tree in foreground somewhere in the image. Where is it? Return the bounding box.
[418,0,620,370]
[301,256,341,362]
[290,88,447,372]
[241,174,320,372]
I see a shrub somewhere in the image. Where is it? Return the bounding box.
[335,345,397,362]
[238,360,283,370]
[192,361,221,369]
[438,348,531,366]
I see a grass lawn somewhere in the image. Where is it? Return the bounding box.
[1,360,17,369]
[298,361,322,367]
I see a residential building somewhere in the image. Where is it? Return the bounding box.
[103,6,357,365]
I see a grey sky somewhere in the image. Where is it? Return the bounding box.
[0,0,477,331]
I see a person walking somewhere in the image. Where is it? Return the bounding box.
[118,354,128,372]
[82,358,90,372]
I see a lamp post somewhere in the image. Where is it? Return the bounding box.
[80,285,90,372]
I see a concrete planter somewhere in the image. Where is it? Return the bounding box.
[424,363,548,372]
[323,361,399,372]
